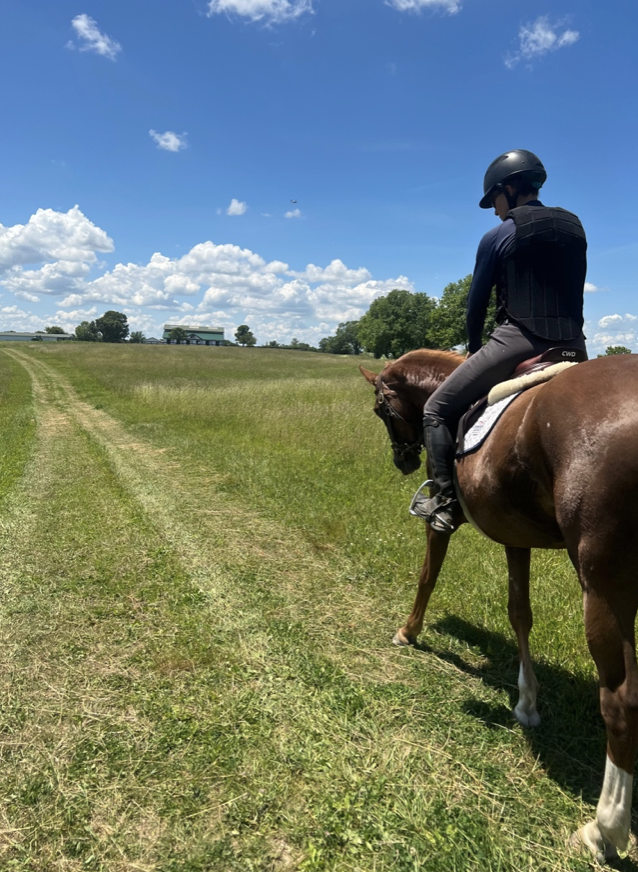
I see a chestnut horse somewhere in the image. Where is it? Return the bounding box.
[361,350,638,863]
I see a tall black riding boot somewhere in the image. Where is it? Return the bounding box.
[409,416,458,533]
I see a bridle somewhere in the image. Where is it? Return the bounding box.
[376,377,424,460]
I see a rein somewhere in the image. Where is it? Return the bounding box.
[377,377,424,460]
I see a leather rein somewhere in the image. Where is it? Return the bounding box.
[377,377,424,460]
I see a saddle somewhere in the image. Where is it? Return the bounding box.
[511,345,587,377]
[456,346,587,457]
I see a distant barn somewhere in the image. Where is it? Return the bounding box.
[162,325,224,346]
[0,332,73,342]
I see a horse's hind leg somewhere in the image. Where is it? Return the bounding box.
[573,582,638,862]
[394,526,451,646]
[505,547,540,727]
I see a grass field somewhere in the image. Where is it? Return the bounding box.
[0,342,634,871]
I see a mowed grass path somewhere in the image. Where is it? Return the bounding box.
[0,343,632,871]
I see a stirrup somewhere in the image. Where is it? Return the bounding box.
[409,480,434,516]
[409,480,457,532]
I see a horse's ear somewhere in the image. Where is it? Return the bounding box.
[359,365,378,387]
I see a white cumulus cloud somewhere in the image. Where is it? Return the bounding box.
[598,313,637,329]
[68,14,122,61]
[227,199,248,216]
[149,130,189,152]
[0,206,113,274]
[284,208,302,219]
[207,0,313,25]
[386,0,461,13]
[506,16,579,68]
[0,207,416,346]
[592,313,637,353]
[585,282,600,293]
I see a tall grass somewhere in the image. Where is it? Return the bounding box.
[0,342,622,871]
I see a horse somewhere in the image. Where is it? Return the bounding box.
[360,349,638,863]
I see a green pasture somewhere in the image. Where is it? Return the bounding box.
[0,343,630,871]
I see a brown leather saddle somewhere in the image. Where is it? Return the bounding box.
[511,345,587,378]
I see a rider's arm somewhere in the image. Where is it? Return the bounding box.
[466,227,499,354]
[465,220,515,353]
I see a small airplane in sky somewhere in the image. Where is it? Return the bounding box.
[290,199,298,203]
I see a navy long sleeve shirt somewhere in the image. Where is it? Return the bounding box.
[466,200,543,353]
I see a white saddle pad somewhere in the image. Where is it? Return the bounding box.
[458,392,521,456]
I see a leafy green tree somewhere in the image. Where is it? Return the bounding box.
[235,324,256,346]
[428,275,498,351]
[168,327,188,344]
[129,331,146,344]
[45,325,66,334]
[96,310,129,343]
[286,339,315,351]
[357,289,436,358]
[264,340,280,347]
[598,345,632,357]
[75,320,101,342]
[319,321,362,355]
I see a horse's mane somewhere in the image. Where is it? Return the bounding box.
[381,349,464,394]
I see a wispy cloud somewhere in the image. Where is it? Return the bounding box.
[149,130,188,152]
[386,0,461,14]
[506,16,579,68]
[68,14,122,61]
[207,0,313,25]
[227,199,248,216]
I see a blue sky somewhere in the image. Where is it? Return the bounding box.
[1,0,636,350]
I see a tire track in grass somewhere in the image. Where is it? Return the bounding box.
[3,348,323,626]
[2,349,414,676]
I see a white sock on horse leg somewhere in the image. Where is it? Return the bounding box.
[596,756,632,851]
[513,662,540,727]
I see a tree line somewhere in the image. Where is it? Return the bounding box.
[41,283,633,357]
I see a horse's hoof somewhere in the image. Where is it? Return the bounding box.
[513,706,541,728]
[393,630,415,647]
[569,823,618,865]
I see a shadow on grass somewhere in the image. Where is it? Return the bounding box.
[418,617,628,802]
[404,615,638,869]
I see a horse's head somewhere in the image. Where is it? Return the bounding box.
[360,350,464,475]
[360,364,424,475]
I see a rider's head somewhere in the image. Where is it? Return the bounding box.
[479,149,547,217]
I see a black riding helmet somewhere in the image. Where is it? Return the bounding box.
[479,149,547,209]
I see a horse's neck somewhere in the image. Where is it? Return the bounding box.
[402,362,458,409]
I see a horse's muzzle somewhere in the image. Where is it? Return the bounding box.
[394,451,422,475]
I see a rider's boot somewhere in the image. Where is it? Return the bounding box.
[410,416,459,533]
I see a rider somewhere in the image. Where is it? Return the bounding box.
[412,149,588,533]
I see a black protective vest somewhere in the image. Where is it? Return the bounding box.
[497,205,587,341]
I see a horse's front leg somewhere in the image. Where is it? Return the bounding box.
[394,525,451,647]
[505,546,540,727]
